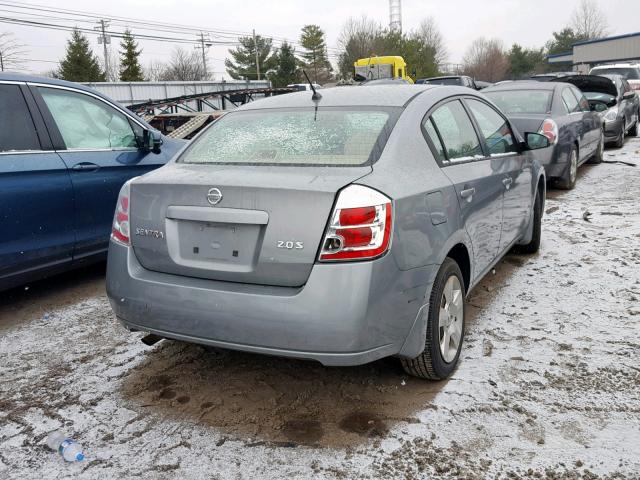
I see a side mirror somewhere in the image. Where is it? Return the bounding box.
[523,132,550,151]
[142,129,163,154]
[623,91,636,100]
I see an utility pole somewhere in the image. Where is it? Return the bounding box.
[0,50,4,72]
[94,19,111,79]
[253,29,260,80]
[196,32,210,79]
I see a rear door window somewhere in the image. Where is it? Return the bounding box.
[561,88,581,113]
[466,99,518,155]
[0,84,40,152]
[429,100,483,162]
[570,86,590,112]
[422,118,446,162]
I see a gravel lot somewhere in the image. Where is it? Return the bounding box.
[1,139,639,480]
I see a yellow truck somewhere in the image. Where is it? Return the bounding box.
[353,56,414,83]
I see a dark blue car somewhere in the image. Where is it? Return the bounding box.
[0,73,184,291]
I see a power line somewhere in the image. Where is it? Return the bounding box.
[0,1,342,53]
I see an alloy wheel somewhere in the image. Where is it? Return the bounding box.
[599,131,605,158]
[438,275,463,363]
[569,150,578,184]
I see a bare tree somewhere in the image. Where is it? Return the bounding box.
[463,38,508,82]
[0,32,27,72]
[415,17,447,68]
[571,0,608,40]
[144,60,166,81]
[160,47,207,81]
[336,16,386,79]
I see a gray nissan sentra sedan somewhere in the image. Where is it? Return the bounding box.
[106,85,549,379]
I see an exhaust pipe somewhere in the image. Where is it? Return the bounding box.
[141,333,163,346]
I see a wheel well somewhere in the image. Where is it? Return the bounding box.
[447,244,471,293]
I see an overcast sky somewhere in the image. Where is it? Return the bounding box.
[2,0,639,79]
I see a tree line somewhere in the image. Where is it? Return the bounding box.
[6,0,607,84]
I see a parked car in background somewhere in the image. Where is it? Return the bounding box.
[483,81,603,189]
[360,78,411,86]
[529,72,575,81]
[589,63,640,91]
[0,73,185,291]
[287,83,322,91]
[416,76,479,90]
[106,85,549,380]
[475,80,493,90]
[551,74,639,148]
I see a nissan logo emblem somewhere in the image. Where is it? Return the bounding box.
[207,187,223,205]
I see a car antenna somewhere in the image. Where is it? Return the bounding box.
[302,70,322,101]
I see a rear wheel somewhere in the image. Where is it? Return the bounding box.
[513,192,542,254]
[588,130,604,164]
[401,258,465,380]
[615,125,625,148]
[629,116,638,137]
[556,146,578,190]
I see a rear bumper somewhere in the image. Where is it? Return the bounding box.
[604,119,623,142]
[106,241,437,366]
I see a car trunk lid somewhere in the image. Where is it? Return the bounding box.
[129,163,371,287]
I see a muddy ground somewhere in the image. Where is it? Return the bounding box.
[1,139,639,480]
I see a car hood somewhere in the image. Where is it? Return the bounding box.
[551,75,618,97]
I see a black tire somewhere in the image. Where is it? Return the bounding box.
[555,146,578,190]
[615,125,625,148]
[629,117,638,137]
[588,130,604,164]
[401,258,466,380]
[513,192,542,254]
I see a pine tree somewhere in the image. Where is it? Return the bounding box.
[119,29,144,81]
[225,35,276,80]
[299,25,332,84]
[268,42,297,87]
[58,28,105,82]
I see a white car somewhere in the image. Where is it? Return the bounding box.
[287,83,322,92]
[590,63,640,91]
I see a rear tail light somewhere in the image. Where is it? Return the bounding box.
[538,118,558,145]
[319,185,392,262]
[111,181,131,246]
[631,83,640,91]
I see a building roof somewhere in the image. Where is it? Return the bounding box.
[573,31,640,47]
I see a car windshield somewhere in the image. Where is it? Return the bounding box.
[591,67,640,80]
[424,78,462,86]
[583,91,616,103]
[484,90,552,114]
[179,108,395,166]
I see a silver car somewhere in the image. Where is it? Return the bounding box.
[106,85,548,379]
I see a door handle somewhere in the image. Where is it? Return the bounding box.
[71,162,100,172]
[460,187,475,201]
[502,177,513,189]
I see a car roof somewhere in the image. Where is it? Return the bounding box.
[0,72,109,96]
[419,76,466,81]
[483,81,557,92]
[591,63,640,69]
[237,85,436,110]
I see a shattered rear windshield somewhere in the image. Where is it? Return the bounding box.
[179,107,398,166]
